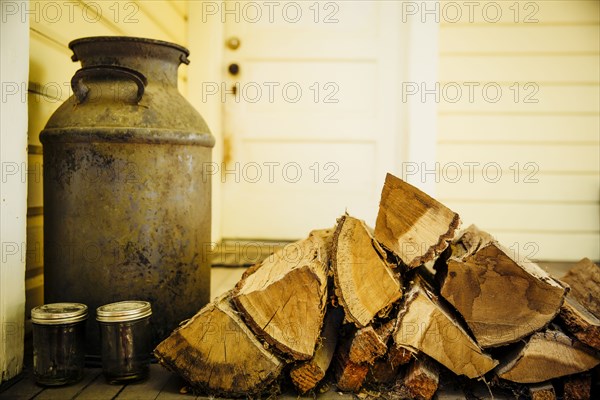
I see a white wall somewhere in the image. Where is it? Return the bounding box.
[1,0,29,382]
[435,0,599,261]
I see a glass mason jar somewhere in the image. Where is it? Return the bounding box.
[31,303,87,386]
[97,301,152,384]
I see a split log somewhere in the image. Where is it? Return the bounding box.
[374,173,460,268]
[496,329,600,383]
[367,323,413,385]
[393,277,498,378]
[348,322,392,365]
[154,293,283,397]
[391,356,439,400]
[333,334,370,392]
[558,295,600,350]
[438,225,567,348]
[232,229,331,360]
[528,383,556,400]
[332,215,402,326]
[561,258,600,319]
[563,372,592,400]
[289,307,344,394]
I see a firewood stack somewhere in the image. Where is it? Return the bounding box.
[155,173,600,399]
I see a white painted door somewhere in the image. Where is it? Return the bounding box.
[219,1,403,239]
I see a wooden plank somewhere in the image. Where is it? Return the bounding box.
[442,202,599,233]
[438,85,599,114]
[437,143,600,173]
[29,32,77,93]
[116,364,172,399]
[0,375,44,400]
[437,174,599,203]
[134,1,186,44]
[74,374,123,400]
[154,373,191,400]
[440,55,600,83]
[440,25,599,54]
[491,231,600,262]
[26,215,43,270]
[35,370,101,400]
[28,92,60,145]
[439,0,599,24]
[438,114,600,143]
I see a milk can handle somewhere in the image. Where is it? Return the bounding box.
[71,65,148,104]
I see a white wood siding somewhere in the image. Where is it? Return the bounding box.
[437,0,599,261]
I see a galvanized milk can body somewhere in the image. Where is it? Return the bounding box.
[40,37,214,354]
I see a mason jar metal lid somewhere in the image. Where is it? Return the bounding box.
[96,301,152,323]
[31,303,88,325]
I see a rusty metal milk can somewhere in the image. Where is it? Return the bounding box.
[40,37,214,354]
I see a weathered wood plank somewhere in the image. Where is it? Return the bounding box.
[35,370,100,400]
[116,364,172,399]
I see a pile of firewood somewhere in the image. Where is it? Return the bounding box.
[155,173,600,399]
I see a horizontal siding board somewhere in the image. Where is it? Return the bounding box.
[437,84,599,113]
[26,215,44,270]
[437,143,600,173]
[134,0,186,44]
[438,114,600,143]
[30,32,77,93]
[491,232,600,261]
[28,92,60,144]
[440,25,599,53]
[438,0,599,25]
[440,55,600,82]
[27,154,43,209]
[437,173,600,203]
[445,202,599,232]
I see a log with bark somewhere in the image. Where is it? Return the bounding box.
[496,329,600,383]
[375,173,460,268]
[154,293,284,397]
[437,225,567,348]
[332,215,402,327]
[232,229,331,360]
[393,276,498,378]
[558,294,600,351]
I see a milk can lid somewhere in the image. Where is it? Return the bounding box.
[96,301,152,322]
[31,303,88,325]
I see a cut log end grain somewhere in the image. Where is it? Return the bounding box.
[496,329,600,383]
[233,232,330,360]
[528,383,557,400]
[561,258,600,319]
[392,356,440,400]
[374,173,460,268]
[393,277,498,379]
[348,325,388,365]
[563,373,592,400]
[154,293,283,397]
[333,215,402,327]
[333,337,370,392]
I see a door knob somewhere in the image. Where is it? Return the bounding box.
[226,37,240,50]
[228,63,240,76]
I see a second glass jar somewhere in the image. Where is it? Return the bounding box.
[96,301,152,384]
